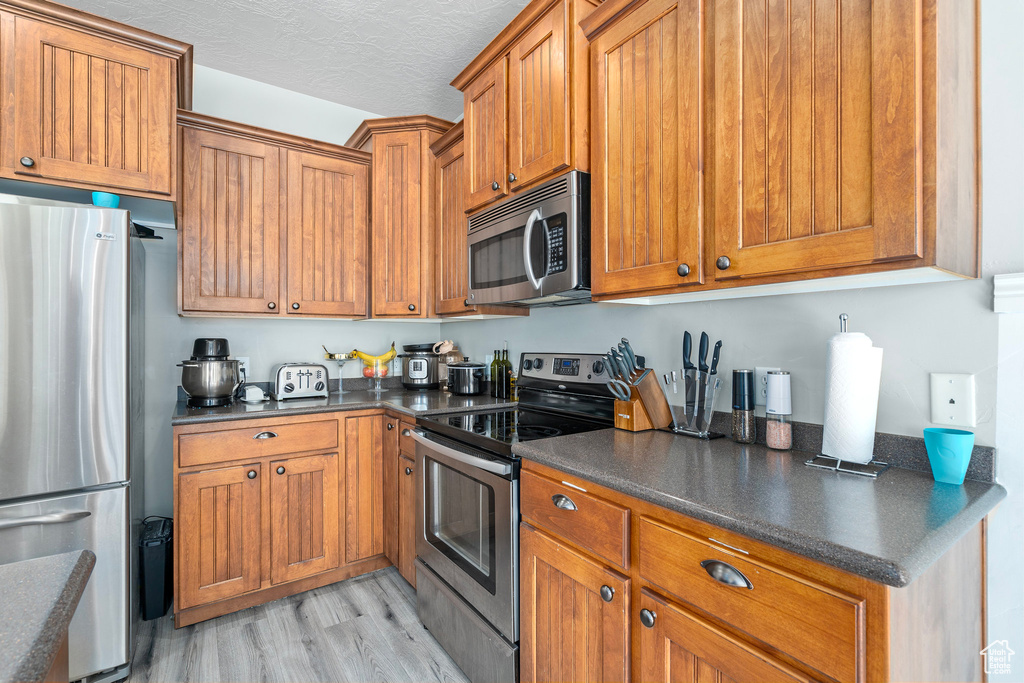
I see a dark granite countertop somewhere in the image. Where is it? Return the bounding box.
[512,429,1006,588]
[0,550,95,683]
[172,388,516,426]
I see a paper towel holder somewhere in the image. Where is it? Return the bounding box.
[839,313,848,332]
[805,454,890,478]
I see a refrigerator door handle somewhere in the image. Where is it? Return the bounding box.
[0,510,91,530]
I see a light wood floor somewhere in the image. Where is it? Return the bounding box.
[129,568,470,683]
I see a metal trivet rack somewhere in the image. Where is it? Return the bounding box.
[804,455,890,478]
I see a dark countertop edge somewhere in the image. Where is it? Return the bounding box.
[9,550,96,683]
[514,446,1007,588]
[170,396,518,426]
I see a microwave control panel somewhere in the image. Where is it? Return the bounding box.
[545,214,568,275]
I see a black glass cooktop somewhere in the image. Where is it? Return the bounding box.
[418,406,611,457]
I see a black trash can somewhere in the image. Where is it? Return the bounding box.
[139,518,173,620]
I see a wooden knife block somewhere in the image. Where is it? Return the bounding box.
[613,374,673,432]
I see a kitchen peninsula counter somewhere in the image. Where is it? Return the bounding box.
[512,428,1005,587]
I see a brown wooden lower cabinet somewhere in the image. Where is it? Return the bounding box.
[173,411,389,627]
[520,459,985,683]
[520,523,629,683]
[638,590,812,683]
[176,463,262,610]
[269,452,339,584]
[397,453,417,586]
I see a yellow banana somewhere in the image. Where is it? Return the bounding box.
[350,342,397,364]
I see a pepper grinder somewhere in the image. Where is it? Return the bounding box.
[731,370,756,444]
[766,371,792,449]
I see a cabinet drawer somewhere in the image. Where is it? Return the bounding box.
[399,421,416,455]
[178,419,339,468]
[520,471,629,570]
[638,516,863,682]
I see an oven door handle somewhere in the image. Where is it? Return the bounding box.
[523,209,546,290]
[410,429,513,476]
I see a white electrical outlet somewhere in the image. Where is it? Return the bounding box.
[929,373,976,427]
[236,356,250,380]
[754,366,780,406]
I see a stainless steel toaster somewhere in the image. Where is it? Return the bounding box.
[271,363,329,400]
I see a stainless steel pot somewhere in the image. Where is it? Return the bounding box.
[447,362,486,396]
[178,359,241,402]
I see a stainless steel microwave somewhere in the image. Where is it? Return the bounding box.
[467,170,590,307]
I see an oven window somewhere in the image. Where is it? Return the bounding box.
[470,226,527,290]
[424,457,497,594]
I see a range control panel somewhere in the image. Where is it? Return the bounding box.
[519,352,611,384]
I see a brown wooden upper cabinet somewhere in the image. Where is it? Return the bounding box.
[0,1,192,199]
[178,112,370,318]
[347,116,453,319]
[453,0,599,214]
[584,0,979,300]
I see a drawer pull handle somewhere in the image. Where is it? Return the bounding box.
[600,585,614,603]
[639,608,656,628]
[402,429,411,437]
[551,494,577,511]
[253,431,278,440]
[700,559,753,589]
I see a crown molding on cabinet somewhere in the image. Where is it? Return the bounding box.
[344,115,454,151]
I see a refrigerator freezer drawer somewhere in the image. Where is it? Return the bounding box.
[0,486,129,681]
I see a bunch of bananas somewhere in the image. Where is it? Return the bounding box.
[350,342,397,364]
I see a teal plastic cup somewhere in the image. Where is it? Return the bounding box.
[91,191,120,208]
[923,428,975,485]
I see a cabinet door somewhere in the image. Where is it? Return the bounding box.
[591,0,704,297]
[397,453,417,587]
[712,0,921,279]
[6,16,174,195]
[342,414,384,564]
[464,58,508,211]
[177,464,261,609]
[180,127,281,314]
[269,453,340,584]
[435,138,472,315]
[285,149,368,316]
[383,418,400,566]
[638,590,813,683]
[508,0,570,191]
[371,130,426,317]
[520,524,629,683]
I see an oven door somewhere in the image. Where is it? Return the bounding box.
[412,429,518,643]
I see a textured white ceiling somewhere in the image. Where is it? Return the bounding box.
[60,0,530,119]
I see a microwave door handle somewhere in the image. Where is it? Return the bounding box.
[523,208,545,290]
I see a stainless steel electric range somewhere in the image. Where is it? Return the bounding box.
[411,352,616,683]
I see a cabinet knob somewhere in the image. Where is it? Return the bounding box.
[491,181,500,191]
[291,302,300,310]
[19,156,35,168]
[508,173,517,183]
[600,585,615,603]
[387,423,394,431]
[276,466,285,475]
[247,470,257,479]
[408,304,416,311]
[639,608,657,628]
[464,299,472,307]
[677,263,690,277]
[405,467,413,475]
[267,302,276,310]
[716,256,731,270]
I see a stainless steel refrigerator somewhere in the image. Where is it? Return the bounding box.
[0,193,144,683]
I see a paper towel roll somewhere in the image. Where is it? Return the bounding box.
[821,332,883,464]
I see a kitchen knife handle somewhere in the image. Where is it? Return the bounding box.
[709,341,722,375]
[698,332,710,371]
[683,332,693,369]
